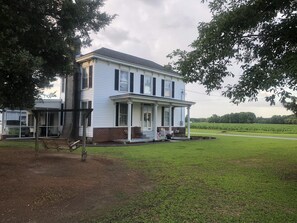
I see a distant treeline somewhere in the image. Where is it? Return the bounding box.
[191,112,297,124]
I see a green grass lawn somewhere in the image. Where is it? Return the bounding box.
[86,136,297,223]
[191,129,297,138]
[1,136,296,222]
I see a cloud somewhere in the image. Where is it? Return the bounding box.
[137,0,163,7]
[78,0,292,118]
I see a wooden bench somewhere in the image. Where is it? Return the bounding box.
[42,138,81,152]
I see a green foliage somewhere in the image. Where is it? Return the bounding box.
[208,112,256,123]
[86,137,297,222]
[0,0,114,109]
[190,117,208,122]
[169,0,297,114]
[191,122,297,134]
[192,112,297,124]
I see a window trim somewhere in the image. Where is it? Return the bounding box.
[81,66,93,90]
[118,103,128,126]
[164,80,172,97]
[163,107,170,126]
[115,69,133,93]
[144,75,152,95]
[119,70,129,92]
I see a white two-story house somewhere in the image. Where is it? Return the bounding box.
[61,48,195,143]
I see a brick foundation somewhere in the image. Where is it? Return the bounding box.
[93,127,142,143]
[93,126,186,143]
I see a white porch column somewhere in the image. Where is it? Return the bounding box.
[169,105,172,134]
[187,106,191,139]
[127,101,132,142]
[153,103,158,141]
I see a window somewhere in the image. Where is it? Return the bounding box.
[144,76,152,94]
[115,70,134,92]
[120,71,128,92]
[81,66,93,89]
[162,107,174,126]
[81,101,92,126]
[164,80,171,97]
[141,75,155,95]
[163,107,170,126]
[119,103,128,126]
[116,103,133,126]
[162,80,175,98]
[82,68,88,89]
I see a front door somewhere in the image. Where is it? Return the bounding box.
[143,105,152,131]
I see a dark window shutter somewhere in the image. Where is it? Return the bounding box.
[153,78,156,95]
[161,79,165,97]
[89,66,93,88]
[140,75,144,94]
[161,107,165,126]
[172,81,175,98]
[115,103,119,126]
[87,101,92,126]
[130,72,134,92]
[171,107,175,126]
[60,103,64,126]
[114,69,119,91]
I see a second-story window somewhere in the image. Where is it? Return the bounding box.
[144,76,152,94]
[120,71,128,92]
[115,69,134,92]
[81,66,93,90]
[164,80,171,97]
[162,79,175,98]
[82,68,88,89]
[141,75,156,95]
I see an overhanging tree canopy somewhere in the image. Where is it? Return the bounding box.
[169,0,297,114]
[0,0,114,109]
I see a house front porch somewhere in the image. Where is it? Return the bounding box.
[106,93,195,143]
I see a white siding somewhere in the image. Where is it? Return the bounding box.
[79,61,95,137]
[78,58,187,134]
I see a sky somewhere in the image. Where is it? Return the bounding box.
[50,0,292,118]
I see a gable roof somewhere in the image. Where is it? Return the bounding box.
[79,47,179,76]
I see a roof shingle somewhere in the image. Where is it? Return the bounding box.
[87,47,177,75]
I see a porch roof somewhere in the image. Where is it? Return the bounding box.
[110,93,195,107]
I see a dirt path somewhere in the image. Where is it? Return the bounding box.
[0,149,152,223]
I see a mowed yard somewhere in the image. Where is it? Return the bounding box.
[1,134,297,222]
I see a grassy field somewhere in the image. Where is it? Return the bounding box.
[86,136,297,223]
[191,122,297,134]
[1,134,297,222]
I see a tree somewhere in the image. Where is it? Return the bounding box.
[169,0,297,114]
[208,114,220,123]
[0,0,114,109]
